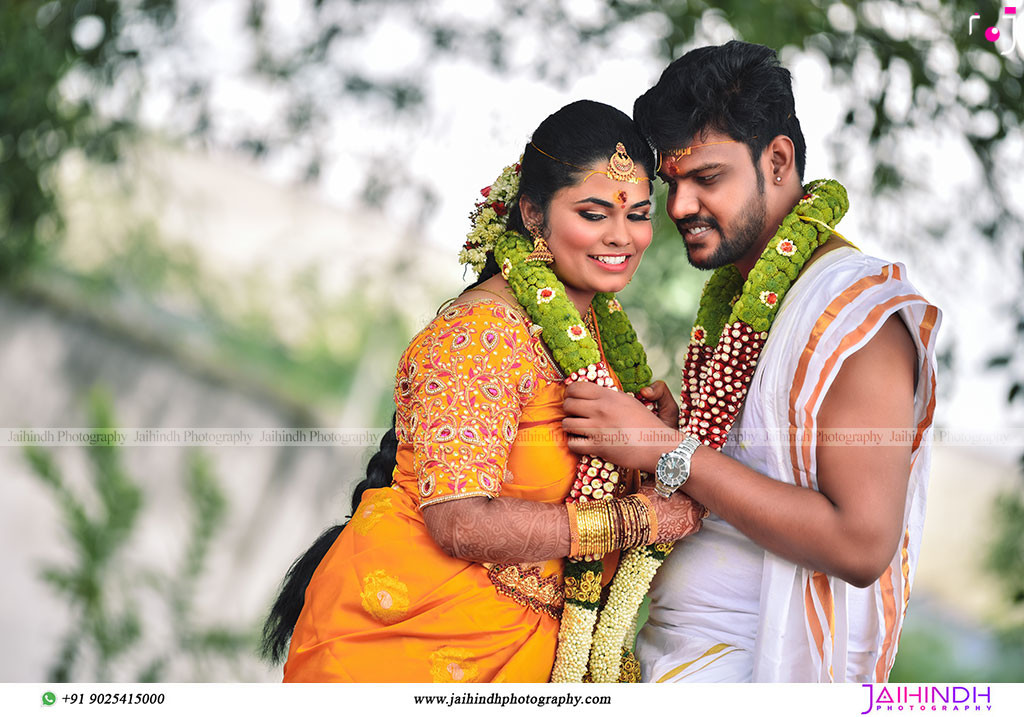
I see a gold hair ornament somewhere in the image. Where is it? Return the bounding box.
[531,141,649,184]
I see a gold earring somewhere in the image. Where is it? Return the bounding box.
[524,219,554,264]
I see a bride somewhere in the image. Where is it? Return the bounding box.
[262,100,705,683]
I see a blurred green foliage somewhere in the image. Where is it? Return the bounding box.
[25,389,258,681]
[0,1,167,279]
[890,627,971,683]
[983,474,1024,678]
[891,624,1024,682]
[988,485,1024,608]
[25,389,142,682]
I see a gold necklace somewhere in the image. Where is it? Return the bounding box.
[582,305,598,338]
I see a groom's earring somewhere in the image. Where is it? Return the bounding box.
[524,220,554,264]
[775,176,782,183]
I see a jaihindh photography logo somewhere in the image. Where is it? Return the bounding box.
[860,684,993,713]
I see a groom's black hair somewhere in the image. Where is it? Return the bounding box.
[634,41,806,181]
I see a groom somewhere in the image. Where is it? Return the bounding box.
[562,41,941,682]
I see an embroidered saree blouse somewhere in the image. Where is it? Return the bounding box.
[283,300,631,683]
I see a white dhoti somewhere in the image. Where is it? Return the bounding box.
[638,516,761,682]
[638,247,941,683]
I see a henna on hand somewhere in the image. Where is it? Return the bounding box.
[423,496,570,563]
[639,485,705,543]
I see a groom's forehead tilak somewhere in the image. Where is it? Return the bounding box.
[657,138,743,178]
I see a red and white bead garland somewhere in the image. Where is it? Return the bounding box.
[678,179,850,447]
[563,362,622,503]
[680,323,767,449]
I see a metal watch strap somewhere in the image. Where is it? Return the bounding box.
[654,434,702,498]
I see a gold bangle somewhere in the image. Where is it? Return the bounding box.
[597,499,612,557]
[629,495,650,546]
[616,497,636,548]
[567,502,581,558]
[605,499,618,555]
[577,501,594,558]
[622,495,646,548]
[581,501,598,557]
[635,493,657,545]
[606,499,619,554]
[576,498,616,559]
[601,500,614,555]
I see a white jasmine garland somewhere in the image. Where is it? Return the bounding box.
[550,606,599,683]
[589,547,661,682]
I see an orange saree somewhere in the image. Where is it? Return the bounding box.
[283,300,632,682]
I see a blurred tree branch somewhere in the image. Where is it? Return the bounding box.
[0,0,175,279]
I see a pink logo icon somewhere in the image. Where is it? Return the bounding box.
[970,7,1019,55]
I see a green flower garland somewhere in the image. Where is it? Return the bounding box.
[681,179,849,444]
[494,231,652,683]
[495,233,651,392]
[464,162,655,683]
[692,179,850,343]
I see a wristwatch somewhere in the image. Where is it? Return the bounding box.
[654,434,702,498]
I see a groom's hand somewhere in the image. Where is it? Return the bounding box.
[562,382,680,471]
[639,380,680,428]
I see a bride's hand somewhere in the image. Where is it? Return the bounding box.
[640,485,706,543]
[562,382,679,471]
[639,380,680,429]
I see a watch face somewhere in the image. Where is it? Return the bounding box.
[657,453,687,487]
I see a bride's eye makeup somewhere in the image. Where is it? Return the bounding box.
[573,196,651,221]
[575,197,613,220]
[628,199,652,221]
